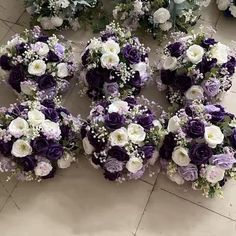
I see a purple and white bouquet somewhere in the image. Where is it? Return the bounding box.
[81,96,164,181]
[159,100,236,197]
[0,99,82,181]
[112,0,210,41]
[158,32,236,108]
[0,26,76,100]
[80,22,151,100]
[217,0,236,18]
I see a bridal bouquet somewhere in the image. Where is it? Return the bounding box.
[112,0,210,41]
[81,96,164,181]
[0,99,82,181]
[158,32,236,108]
[159,100,236,197]
[0,26,76,100]
[80,22,151,100]
[25,0,98,31]
[217,0,236,18]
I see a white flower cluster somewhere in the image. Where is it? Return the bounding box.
[217,0,236,17]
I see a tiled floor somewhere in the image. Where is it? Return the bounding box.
[0,1,236,235]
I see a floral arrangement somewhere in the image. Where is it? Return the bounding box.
[0,26,76,100]
[80,22,151,100]
[25,0,100,31]
[81,96,164,181]
[0,99,82,181]
[217,0,236,18]
[112,0,210,41]
[159,100,236,197]
[158,32,236,109]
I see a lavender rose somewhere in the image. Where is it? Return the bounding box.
[202,78,220,97]
[103,82,119,96]
[205,105,225,122]
[209,154,236,170]
[178,164,198,181]
[186,119,205,138]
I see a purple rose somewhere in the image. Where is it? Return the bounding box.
[161,70,175,85]
[137,114,154,130]
[124,97,137,107]
[47,143,64,160]
[0,140,13,156]
[37,35,49,42]
[209,154,236,170]
[41,99,55,109]
[174,74,192,92]
[223,56,236,76]
[0,55,11,70]
[201,38,217,48]
[123,44,141,64]
[16,43,26,54]
[20,156,37,172]
[104,170,121,181]
[32,137,49,155]
[8,65,25,93]
[86,68,109,89]
[43,108,59,122]
[7,104,26,118]
[198,57,217,74]
[231,128,236,148]
[189,143,213,165]
[87,131,105,151]
[186,119,205,138]
[167,42,184,58]
[105,112,125,130]
[178,164,198,181]
[202,78,220,97]
[159,133,176,160]
[103,82,119,96]
[87,88,103,100]
[47,50,59,62]
[81,49,90,66]
[37,74,57,90]
[205,104,225,122]
[141,144,155,159]
[101,32,116,42]
[129,71,142,88]
[108,146,129,161]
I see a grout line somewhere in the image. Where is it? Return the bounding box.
[139,179,153,187]
[160,188,236,222]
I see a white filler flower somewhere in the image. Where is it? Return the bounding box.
[11,139,32,158]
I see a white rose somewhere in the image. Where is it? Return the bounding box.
[134,0,143,13]
[87,38,102,51]
[51,16,63,27]
[108,100,129,115]
[110,127,129,147]
[185,85,204,101]
[217,0,230,11]
[132,62,148,77]
[41,120,61,139]
[159,21,172,31]
[153,8,170,24]
[28,59,46,76]
[204,125,224,148]
[102,39,120,54]
[229,5,236,17]
[82,137,95,155]
[34,161,53,176]
[186,45,205,64]
[57,63,69,78]
[28,109,45,126]
[211,42,228,64]
[205,165,225,184]
[126,157,143,173]
[167,115,181,133]
[57,153,73,169]
[20,82,36,96]
[60,0,70,8]
[101,53,120,69]
[172,147,191,167]
[162,56,177,70]
[34,42,49,56]
[153,120,162,129]
[8,117,29,138]
[174,0,186,3]
[11,139,32,158]
[127,123,146,144]
[169,172,185,185]
[40,17,55,30]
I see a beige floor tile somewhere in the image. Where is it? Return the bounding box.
[0,0,25,23]
[2,158,152,236]
[136,189,236,236]
[0,172,18,195]
[0,182,9,210]
[16,11,31,28]
[221,91,236,115]
[0,20,12,41]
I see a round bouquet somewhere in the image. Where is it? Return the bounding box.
[217,0,236,18]
[81,96,164,181]
[0,26,76,100]
[112,0,210,41]
[159,100,236,197]
[0,99,82,181]
[80,22,151,100]
[158,32,236,108]
[25,0,99,31]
